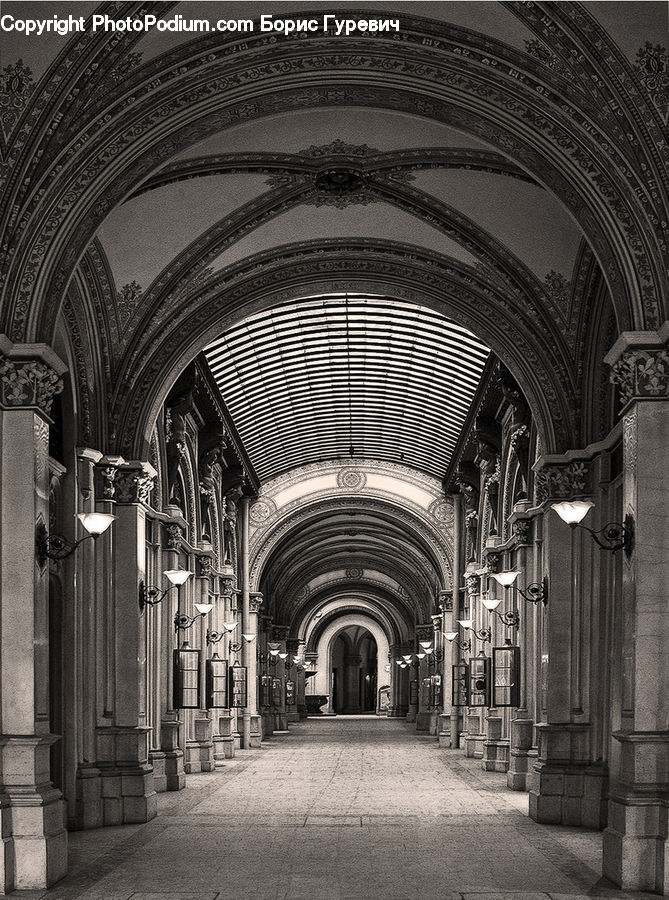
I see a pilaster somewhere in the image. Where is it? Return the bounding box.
[0,337,68,890]
[602,330,669,893]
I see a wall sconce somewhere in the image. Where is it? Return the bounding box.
[551,500,634,558]
[139,568,192,612]
[206,622,237,645]
[480,594,520,628]
[458,618,491,644]
[490,571,548,606]
[444,632,472,653]
[36,513,116,566]
[174,603,213,632]
[229,633,255,653]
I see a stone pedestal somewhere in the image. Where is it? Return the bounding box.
[483,711,509,772]
[528,723,606,828]
[415,711,431,733]
[507,713,534,790]
[95,726,157,824]
[464,711,485,758]
[249,714,263,748]
[74,765,103,828]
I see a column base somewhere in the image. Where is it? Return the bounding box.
[415,711,430,732]
[160,718,186,790]
[528,724,606,828]
[149,751,167,791]
[0,734,68,891]
[214,714,236,761]
[249,715,262,748]
[287,708,300,723]
[74,765,104,828]
[184,715,215,773]
[274,713,288,732]
[438,713,452,748]
[603,794,668,893]
[507,715,535,791]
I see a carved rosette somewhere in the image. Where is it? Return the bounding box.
[609,347,669,408]
[535,460,592,502]
[0,354,63,416]
[114,463,157,505]
[337,469,367,490]
[249,497,277,527]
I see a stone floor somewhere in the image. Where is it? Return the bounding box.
[18,717,656,900]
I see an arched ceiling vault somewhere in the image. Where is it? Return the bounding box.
[3,4,666,356]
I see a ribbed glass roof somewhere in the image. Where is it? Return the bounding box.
[204,295,489,482]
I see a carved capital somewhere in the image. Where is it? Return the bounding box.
[484,550,501,574]
[439,590,453,612]
[430,614,442,630]
[114,461,157,504]
[465,574,480,598]
[609,347,669,408]
[415,625,434,642]
[250,592,264,615]
[163,522,184,551]
[272,624,290,642]
[0,337,66,416]
[94,456,125,501]
[512,519,531,545]
[196,554,214,578]
[535,460,592,502]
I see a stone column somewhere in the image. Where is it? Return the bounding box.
[506,520,537,790]
[95,461,157,825]
[286,639,301,723]
[158,515,187,789]
[271,625,290,732]
[602,331,669,893]
[246,592,263,747]
[415,626,432,732]
[0,337,68,891]
[184,553,215,774]
[528,459,606,828]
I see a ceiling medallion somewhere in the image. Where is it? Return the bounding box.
[337,469,367,490]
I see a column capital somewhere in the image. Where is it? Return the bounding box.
[0,335,66,417]
[249,592,263,614]
[93,455,126,501]
[114,461,157,505]
[415,624,433,642]
[534,458,593,502]
[271,623,289,641]
[196,552,215,578]
[605,327,669,410]
[439,590,453,612]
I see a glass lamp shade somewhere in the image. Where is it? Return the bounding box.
[482,596,502,611]
[403,655,413,662]
[423,646,434,655]
[194,603,213,615]
[400,663,408,669]
[269,648,281,657]
[77,512,117,536]
[444,632,458,642]
[223,622,237,633]
[416,652,426,659]
[396,659,403,666]
[551,499,594,525]
[242,633,256,643]
[458,619,473,629]
[278,652,288,660]
[164,569,192,586]
[419,641,432,650]
[491,571,520,588]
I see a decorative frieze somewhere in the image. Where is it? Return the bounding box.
[535,460,592,502]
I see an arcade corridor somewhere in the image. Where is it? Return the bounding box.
[24,718,637,900]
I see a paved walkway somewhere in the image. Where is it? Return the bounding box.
[25,717,653,900]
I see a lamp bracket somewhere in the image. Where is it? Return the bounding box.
[174,612,206,632]
[36,521,91,567]
[139,580,168,612]
[494,609,520,629]
[206,629,225,645]
[472,627,492,644]
[576,512,634,558]
[517,576,548,606]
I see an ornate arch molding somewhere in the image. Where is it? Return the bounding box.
[250,495,452,595]
[112,242,575,457]
[293,583,421,640]
[302,602,402,651]
[1,15,665,345]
